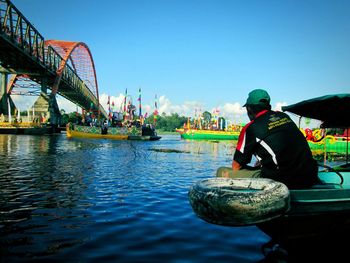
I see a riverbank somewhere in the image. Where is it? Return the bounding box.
[0,122,63,135]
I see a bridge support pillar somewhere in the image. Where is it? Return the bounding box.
[48,94,61,128]
[0,73,16,122]
[0,73,7,117]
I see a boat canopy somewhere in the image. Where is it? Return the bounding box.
[282,94,350,128]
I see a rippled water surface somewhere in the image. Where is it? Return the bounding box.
[0,134,271,262]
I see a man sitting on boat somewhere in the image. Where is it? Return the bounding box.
[217,89,320,189]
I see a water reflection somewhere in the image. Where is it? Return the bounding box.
[0,135,95,258]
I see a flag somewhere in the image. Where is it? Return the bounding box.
[123,88,127,114]
[154,94,158,110]
[138,87,142,117]
[137,88,141,101]
[154,94,158,125]
[108,95,112,120]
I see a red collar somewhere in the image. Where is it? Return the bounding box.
[255,109,269,119]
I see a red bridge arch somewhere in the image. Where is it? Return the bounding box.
[45,40,99,105]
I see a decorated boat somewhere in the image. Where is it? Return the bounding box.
[176,110,242,140]
[307,135,349,155]
[177,128,240,140]
[299,128,350,155]
[188,94,350,245]
[66,123,161,141]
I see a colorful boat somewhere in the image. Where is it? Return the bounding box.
[66,123,161,141]
[300,128,350,155]
[307,136,349,155]
[176,128,240,140]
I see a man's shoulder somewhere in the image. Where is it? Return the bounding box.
[273,110,289,117]
[265,110,292,123]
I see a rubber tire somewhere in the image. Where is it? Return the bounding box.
[188,178,290,226]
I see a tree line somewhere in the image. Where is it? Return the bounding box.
[18,108,224,133]
[59,110,189,132]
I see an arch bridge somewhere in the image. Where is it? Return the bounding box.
[0,0,107,126]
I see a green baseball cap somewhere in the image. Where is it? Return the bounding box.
[243,89,270,107]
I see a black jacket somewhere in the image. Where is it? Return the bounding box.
[234,110,319,189]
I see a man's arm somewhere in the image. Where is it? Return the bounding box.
[232,159,260,172]
[231,160,243,177]
[232,160,242,171]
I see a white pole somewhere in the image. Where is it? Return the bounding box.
[27,109,30,123]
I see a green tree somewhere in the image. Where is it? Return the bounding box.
[61,113,69,125]
[145,112,187,132]
[60,111,82,126]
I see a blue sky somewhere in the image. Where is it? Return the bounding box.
[11,0,350,123]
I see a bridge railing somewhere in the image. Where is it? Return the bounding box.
[0,0,45,63]
[62,57,99,108]
[44,46,61,73]
[44,45,98,110]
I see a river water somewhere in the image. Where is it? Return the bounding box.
[1,133,346,262]
[0,134,271,262]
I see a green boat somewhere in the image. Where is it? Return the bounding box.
[177,128,240,140]
[283,94,350,157]
[307,136,349,155]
